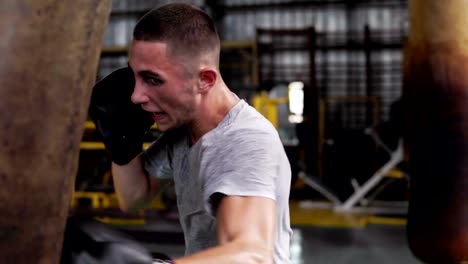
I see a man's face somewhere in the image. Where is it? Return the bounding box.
[128,40,198,131]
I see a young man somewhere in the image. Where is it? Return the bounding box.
[90,3,292,263]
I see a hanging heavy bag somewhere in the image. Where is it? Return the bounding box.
[404,1,468,263]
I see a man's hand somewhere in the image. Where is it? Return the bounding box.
[89,67,154,165]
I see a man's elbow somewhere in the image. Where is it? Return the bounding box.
[116,193,148,213]
[237,239,274,264]
[254,244,274,264]
[118,200,133,213]
[116,197,133,213]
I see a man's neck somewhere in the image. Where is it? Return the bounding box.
[189,84,239,143]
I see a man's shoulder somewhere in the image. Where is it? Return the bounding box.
[219,119,281,151]
[231,102,278,134]
[201,101,281,149]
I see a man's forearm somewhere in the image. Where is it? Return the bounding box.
[112,155,159,211]
[173,238,272,264]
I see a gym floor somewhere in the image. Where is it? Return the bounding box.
[115,201,422,264]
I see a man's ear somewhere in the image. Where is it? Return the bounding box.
[198,68,217,93]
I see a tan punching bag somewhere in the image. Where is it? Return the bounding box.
[404,1,468,263]
[0,1,110,263]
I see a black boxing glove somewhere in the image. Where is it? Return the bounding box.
[88,67,154,165]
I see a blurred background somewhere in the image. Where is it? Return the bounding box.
[74,0,417,263]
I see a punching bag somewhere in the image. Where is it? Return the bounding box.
[404,1,468,263]
[0,1,110,263]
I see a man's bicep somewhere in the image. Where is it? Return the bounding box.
[216,195,276,246]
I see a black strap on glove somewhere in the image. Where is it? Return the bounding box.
[88,67,154,165]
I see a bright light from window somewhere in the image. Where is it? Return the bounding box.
[288,115,304,123]
[288,81,304,123]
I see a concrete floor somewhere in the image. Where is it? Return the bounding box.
[289,225,421,264]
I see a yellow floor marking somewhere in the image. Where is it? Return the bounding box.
[290,201,368,228]
[366,216,407,226]
[289,201,407,228]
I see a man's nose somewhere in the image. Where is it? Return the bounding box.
[131,81,149,104]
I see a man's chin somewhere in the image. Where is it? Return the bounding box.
[155,122,179,132]
[155,123,170,132]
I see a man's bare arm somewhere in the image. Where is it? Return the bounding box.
[173,196,276,264]
[112,155,160,211]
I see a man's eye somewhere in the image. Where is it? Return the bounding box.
[145,77,163,86]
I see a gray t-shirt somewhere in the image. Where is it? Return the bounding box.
[142,100,292,263]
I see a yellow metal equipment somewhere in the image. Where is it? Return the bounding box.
[251,91,288,128]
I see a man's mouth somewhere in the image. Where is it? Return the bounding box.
[151,112,166,122]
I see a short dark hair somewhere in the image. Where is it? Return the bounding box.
[133,3,220,66]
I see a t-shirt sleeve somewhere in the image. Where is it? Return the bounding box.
[202,128,281,214]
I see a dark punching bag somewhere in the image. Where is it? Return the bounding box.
[404,1,468,263]
[0,1,110,263]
